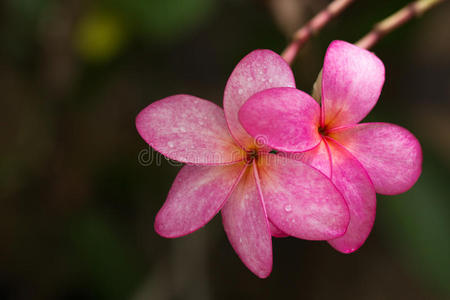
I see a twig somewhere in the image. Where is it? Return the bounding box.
[355,0,445,49]
[281,0,356,65]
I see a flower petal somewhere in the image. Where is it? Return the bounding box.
[155,163,246,238]
[325,138,377,253]
[258,153,349,240]
[136,95,244,165]
[224,50,296,149]
[322,40,385,128]
[222,164,272,278]
[298,138,332,178]
[329,123,422,195]
[269,221,288,238]
[238,87,321,152]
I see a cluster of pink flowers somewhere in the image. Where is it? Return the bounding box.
[136,40,422,278]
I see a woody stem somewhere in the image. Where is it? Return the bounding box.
[355,0,445,49]
[281,0,356,65]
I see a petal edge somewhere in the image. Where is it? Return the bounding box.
[224,50,296,149]
[136,95,244,165]
[326,138,377,253]
[222,164,272,278]
[239,87,321,152]
[329,123,422,195]
[155,163,246,238]
[322,40,385,128]
[258,153,349,240]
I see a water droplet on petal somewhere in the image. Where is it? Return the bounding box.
[198,120,204,126]
[247,77,252,82]
[268,78,273,83]
[180,127,186,132]
[168,141,174,148]
[284,204,292,212]
[238,88,243,95]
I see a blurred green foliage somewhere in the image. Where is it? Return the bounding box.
[68,213,143,300]
[103,0,217,43]
[380,155,450,294]
[74,10,126,63]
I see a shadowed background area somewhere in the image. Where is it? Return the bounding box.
[1,0,449,299]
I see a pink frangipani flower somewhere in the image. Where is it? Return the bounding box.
[136,50,350,277]
[239,40,422,253]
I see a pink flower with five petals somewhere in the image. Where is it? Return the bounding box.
[239,40,422,253]
[136,49,350,277]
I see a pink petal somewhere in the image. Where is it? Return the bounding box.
[258,153,349,240]
[325,138,377,253]
[298,138,332,178]
[224,50,296,149]
[222,164,272,278]
[238,87,321,152]
[136,95,244,165]
[269,221,288,238]
[155,163,246,238]
[329,123,422,195]
[321,40,385,128]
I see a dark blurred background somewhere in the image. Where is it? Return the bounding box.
[1,0,449,299]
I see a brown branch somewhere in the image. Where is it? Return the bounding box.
[355,0,445,49]
[281,0,356,65]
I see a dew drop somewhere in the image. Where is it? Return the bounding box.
[238,88,243,95]
[167,141,174,148]
[268,78,273,83]
[247,77,252,82]
[198,120,204,126]
[284,204,292,212]
[180,127,186,132]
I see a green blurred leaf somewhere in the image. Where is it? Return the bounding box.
[8,0,52,21]
[68,213,142,300]
[106,0,217,42]
[74,10,127,63]
[379,153,450,295]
